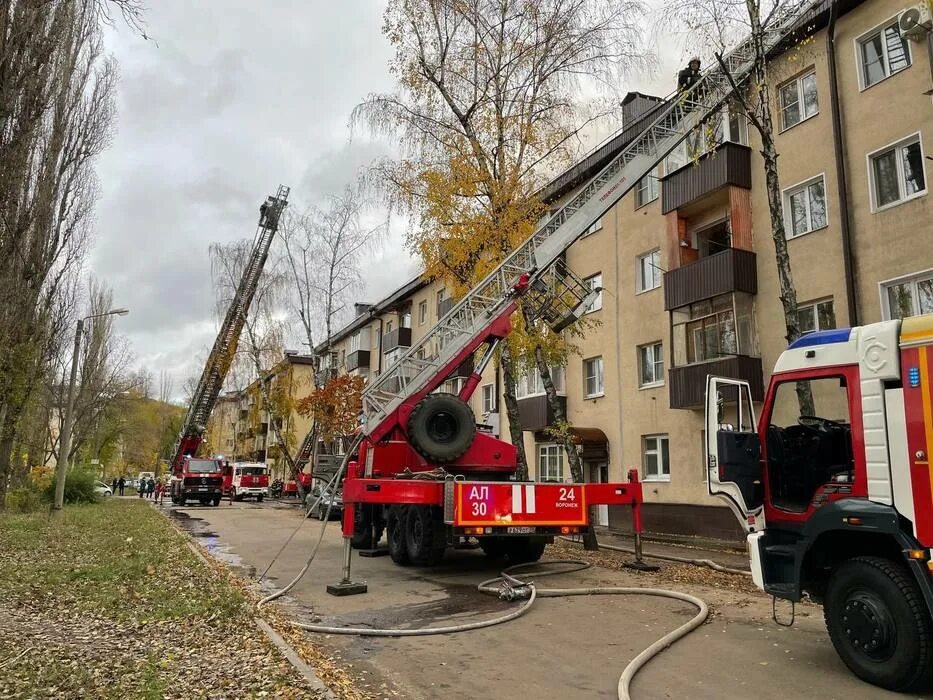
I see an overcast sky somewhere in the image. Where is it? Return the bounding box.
[95,2,683,396]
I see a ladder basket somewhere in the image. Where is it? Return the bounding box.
[524,259,599,333]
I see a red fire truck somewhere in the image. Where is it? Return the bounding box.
[706,313,933,691]
[170,456,224,506]
[225,462,270,502]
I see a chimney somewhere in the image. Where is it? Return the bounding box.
[354,302,373,317]
[620,91,664,128]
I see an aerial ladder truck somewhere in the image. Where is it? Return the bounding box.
[168,185,290,506]
[329,0,816,576]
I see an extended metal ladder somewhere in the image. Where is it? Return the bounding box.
[170,185,290,468]
[360,0,818,434]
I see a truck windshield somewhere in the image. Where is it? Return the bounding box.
[240,467,266,475]
[188,459,219,473]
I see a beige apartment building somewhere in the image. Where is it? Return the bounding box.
[205,352,316,481]
[317,0,932,540]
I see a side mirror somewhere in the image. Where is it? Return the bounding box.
[716,391,725,423]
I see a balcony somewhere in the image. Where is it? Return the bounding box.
[661,142,751,215]
[669,355,764,410]
[346,350,370,372]
[437,297,454,318]
[516,394,566,432]
[382,327,412,352]
[664,248,757,311]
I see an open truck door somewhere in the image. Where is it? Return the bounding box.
[705,376,763,531]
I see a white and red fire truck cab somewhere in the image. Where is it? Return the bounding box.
[706,313,933,692]
[228,462,269,502]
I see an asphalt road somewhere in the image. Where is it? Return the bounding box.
[162,499,930,699]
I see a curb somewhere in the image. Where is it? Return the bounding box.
[149,501,337,699]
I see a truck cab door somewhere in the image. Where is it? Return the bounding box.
[705,376,764,529]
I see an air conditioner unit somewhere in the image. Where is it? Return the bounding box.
[899,3,932,41]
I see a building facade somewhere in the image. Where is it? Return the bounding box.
[308,0,932,541]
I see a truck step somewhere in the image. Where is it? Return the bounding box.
[764,544,797,559]
[764,582,799,601]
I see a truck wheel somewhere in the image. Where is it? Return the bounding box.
[351,504,375,549]
[479,537,509,559]
[407,393,476,463]
[387,506,410,566]
[257,495,264,503]
[212,496,221,507]
[824,556,933,692]
[405,505,446,566]
[504,537,547,564]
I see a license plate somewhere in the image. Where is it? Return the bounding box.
[197,487,208,491]
[507,526,536,534]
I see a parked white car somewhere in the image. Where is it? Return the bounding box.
[94,481,113,497]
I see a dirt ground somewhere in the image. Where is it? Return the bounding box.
[170,499,931,700]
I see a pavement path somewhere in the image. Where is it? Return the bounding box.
[161,499,930,700]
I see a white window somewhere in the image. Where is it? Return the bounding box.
[482,383,496,413]
[783,175,827,237]
[797,298,837,334]
[583,356,604,398]
[516,366,566,399]
[636,250,662,293]
[642,435,670,481]
[638,342,664,387]
[635,168,659,208]
[858,20,911,88]
[384,346,405,368]
[778,71,818,130]
[882,270,933,320]
[441,377,466,395]
[385,320,393,334]
[538,444,565,483]
[584,218,603,236]
[348,327,369,353]
[419,300,428,325]
[401,312,412,328]
[584,273,603,313]
[868,134,926,211]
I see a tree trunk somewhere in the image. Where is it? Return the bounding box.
[0,406,16,508]
[499,344,527,480]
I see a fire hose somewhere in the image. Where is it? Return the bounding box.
[257,449,710,700]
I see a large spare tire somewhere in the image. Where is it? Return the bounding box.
[407,392,476,462]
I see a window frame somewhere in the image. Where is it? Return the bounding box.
[516,366,566,399]
[418,300,428,325]
[855,17,913,90]
[782,173,828,238]
[583,356,605,399]
[636,249,662,294]
[635,168,660,209]
[537,443,565,483]
[481,383,496,414]
[778,69,819,131]
[584,273,603,313]
[796,298,837,335]
[866,132,927,212]
[638,341,665,388]
[583,218,603,237]
[879,268,933,320]
[642,434,671,482]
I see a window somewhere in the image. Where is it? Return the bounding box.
[638,342,664,387]
[584,356,604,398]
[859,20,911,88]
[766,376,852,511]
[783,175,827,237]
[584,218,603,236]
[516,366,565,398]
[663,104,747,174]
[584,273,603,312]
[419,300,428,325]
[636,250,661,293]
[384,346,405,368]
[385,320,393,334]
[482,383,496,413]
[869,134,926,210]
[401,312,412,328]
[440,377,466,395]
[797,299,837,334]
[882,270,933,319]
[538,444,565,483]
[642,435,670,481]
[635,168,659,208]
[779,71,818,130]
[348,328,369,353]
[672,293,757,365]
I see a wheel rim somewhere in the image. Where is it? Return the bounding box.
[427,411,458,444]
[411,512,425,549]
[842,589,897,661]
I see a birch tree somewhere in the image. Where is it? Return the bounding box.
[354,0,645,481]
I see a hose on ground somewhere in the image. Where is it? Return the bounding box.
[561,535,751,576]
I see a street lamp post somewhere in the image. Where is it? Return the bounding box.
[52,307,128,514]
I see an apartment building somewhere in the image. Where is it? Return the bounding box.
[205,352,316,480]
[313,0,931,541]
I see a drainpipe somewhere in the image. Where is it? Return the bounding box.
[375,316,384,375]
[827,1,859,326]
